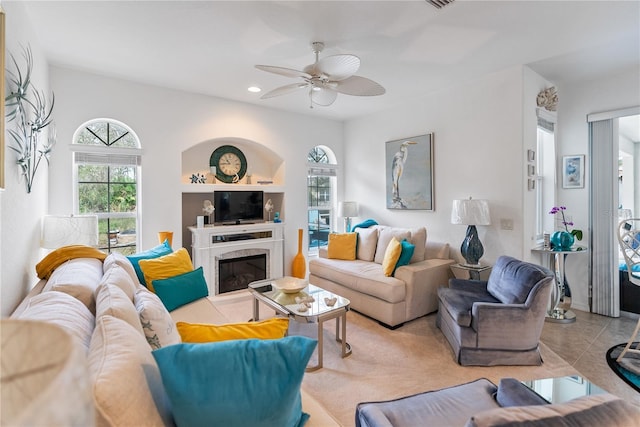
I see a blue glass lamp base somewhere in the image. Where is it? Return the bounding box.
[461,225,484,266]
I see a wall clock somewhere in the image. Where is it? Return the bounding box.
[209,145,247,183]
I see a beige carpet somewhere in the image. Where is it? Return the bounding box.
[213,293,578,427]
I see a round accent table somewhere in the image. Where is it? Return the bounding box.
[531,246,588,323]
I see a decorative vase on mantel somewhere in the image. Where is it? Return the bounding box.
[291,228,306,279]
[551,231,574,251]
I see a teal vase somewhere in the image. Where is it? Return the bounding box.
[551,231,574,250]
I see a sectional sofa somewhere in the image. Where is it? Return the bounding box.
[10,250,339,427]
[309,225,455,328]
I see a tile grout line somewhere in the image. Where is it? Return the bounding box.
[571,317,611,366]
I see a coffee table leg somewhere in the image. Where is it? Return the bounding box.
[306,320,324,372]
[335,313,352,358]
[252,298,260,321]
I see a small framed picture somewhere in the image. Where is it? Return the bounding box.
[562,155,585,189]
[527,149,536,162]
[528,164,536,176]
[528,178,536,191]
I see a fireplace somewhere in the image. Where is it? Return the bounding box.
[216,249,269,294]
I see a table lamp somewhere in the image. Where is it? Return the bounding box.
[338,201,359,232]
[451,198,491,266]
[41,215,99,249]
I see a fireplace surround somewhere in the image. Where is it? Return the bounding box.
[189,223,284,295]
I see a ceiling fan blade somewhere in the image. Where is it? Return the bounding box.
[332,75,386,96]
[261,82,309,99]
[311,87,338,106]
[315,54,360,80]
[255,65,311,79]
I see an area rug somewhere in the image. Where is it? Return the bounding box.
[213,293,578,427]
[606,343,640,393]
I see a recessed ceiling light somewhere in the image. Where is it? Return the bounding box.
[247,86,261,93]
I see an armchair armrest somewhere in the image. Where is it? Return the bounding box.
[471,302,544,350]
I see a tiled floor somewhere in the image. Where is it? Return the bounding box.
[540,309,640,404]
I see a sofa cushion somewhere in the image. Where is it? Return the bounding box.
[16,291,95,351]
[98,263,137,301]
[176,317,289,343]
[138,247,193,293]
[465,393,640,427]
[309,257,406,303]
[382,237,403,276]
[374,226,411,264]
[126,240,173,287]
[95,281,145,336]
[134,285,182,350]
[152,336,317,427]
[356,227,378,262]
[438,287,500,327]
[328,232,357,260]
[103,251,140,287]
[42,258,104,314]
[88,315,173,427]
[495,378,549,407]
[152,267,209,311]
[409,227,427,263]
[487,256,550,304]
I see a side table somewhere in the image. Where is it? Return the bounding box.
[531,246,588,323]
[450,263,492,281]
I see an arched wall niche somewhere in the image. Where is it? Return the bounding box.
[181,137,285,185]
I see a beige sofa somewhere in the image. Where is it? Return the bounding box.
[10,254,338,427]
[309,225,455,328]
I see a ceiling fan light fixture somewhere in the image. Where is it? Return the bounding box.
[247,86,261,93]
[426,0,454,9]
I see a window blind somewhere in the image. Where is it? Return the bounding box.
[74,152,141,166]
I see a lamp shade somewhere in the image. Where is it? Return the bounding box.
[41,215,99,249]
[338,201,359,218]
[451,199,491,226]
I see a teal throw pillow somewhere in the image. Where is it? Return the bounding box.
[152,336,317,427]
[152,267,209,311]
[126,240,173,286]
[393,239,415,275]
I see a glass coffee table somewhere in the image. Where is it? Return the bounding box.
[522,376,606,403]
[248,279,352,371]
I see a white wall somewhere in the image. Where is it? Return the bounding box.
[343,65,541,266]
[1,2,50,316]
[556,67,640,312]
[47,66,343,276]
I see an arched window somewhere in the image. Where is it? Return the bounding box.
[72,119,141,254]
[307,146,337,253]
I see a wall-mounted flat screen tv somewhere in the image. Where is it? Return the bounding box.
[214,191,264,224]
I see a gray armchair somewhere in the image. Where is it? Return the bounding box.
[436,256,554,366]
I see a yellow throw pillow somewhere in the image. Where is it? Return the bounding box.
[382,237,402,277]
[327,233,357,260]
[176,318,290,343]
[138,248,193,293]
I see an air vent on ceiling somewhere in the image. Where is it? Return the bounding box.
[426,0,454,9]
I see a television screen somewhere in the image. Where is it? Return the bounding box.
[213,191,264,224]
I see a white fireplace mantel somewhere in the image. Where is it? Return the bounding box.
[188,222,284,295]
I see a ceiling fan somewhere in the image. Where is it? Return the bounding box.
[255,42,385,108]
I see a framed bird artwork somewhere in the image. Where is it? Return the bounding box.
[385,133,434,210]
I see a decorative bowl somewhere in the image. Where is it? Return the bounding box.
[273,276,308,294]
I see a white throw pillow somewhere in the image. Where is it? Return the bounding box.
[95,282,145,336]
[43,258,103,314]
[409,227,427,263]
[134,285,182,350]
[356,227,378,262]
[17,291,95,351]
[103,252,140,287]
[88,315,173,427]
[100,263,137,301]
[374,226,411,264]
